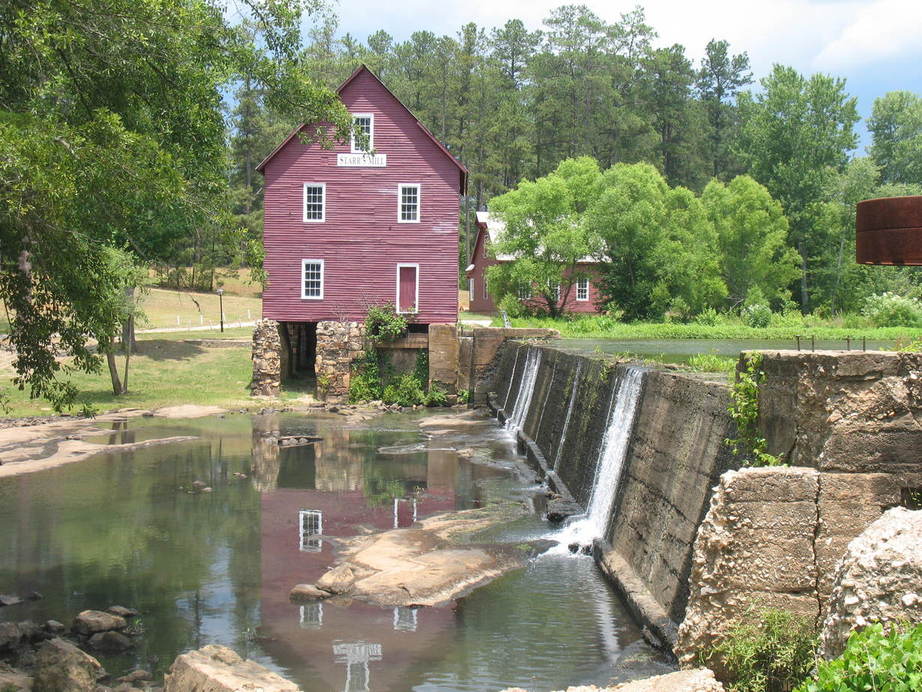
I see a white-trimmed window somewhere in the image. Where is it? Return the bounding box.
[298,509,323,552]
[468,278,474,297]
[303,183,325,222]
[398,184,420,223]
[516,283,531,300]
[351,113,374,153]
[553,283,561,301]
[301,259,324,300]
[576,277,590,301]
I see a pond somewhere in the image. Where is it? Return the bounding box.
[553,337,900,364]
[0,410,672,691]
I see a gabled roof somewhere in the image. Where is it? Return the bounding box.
[473,211,602,265]
[256,65,468,193]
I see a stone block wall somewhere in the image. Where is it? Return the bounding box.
[428,324,459,393]
[757,350,922,471]
[251,320,282,397]
[315,321,365,402]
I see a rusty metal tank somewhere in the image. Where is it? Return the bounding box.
[856,195,922,265]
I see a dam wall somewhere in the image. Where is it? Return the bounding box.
[488,342,739,645]
[487,342,922,655]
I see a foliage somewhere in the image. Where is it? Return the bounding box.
[868,91,922,185]
[861,292,922,328]
[695,307,720,326]
[348,351,384,403]
[0,0,351,407]
[686,353,737,378]
[486,157,601,317]
[457,389,471,405]
[702,176,801,306]
[382,373,426,407]
[726,354,784,467]
[589,162,726,320]
[796,622,922,692]
[741,288,773,329]
[736,65,859,311]
[364,304,408,342]
[424,384,449,407]
[700,608,817,692]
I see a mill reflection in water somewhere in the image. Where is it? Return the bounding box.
[0,411,669,691]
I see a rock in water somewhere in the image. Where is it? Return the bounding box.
[107,605,139,618]
[73,609,128,635]
[0,622,21,651]
[819,507,922,660]
[33,638,106,691]
[164,644,299,691]
[0,665,32,692]
[88,630,134,652]
[0,594,23,608]
[289,584,330,602]
[316,563,355,595]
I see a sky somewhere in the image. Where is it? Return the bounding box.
[326,0,922,153]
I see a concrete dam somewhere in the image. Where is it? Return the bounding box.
[484,340,922,655]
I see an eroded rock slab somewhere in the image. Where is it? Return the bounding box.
[819,507,922,660]
[164,644,299,691]
[73,609,127,635]
[33,638,105,692]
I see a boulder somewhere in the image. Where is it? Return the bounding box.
[88,630,133,653]
[32,638,106,692]
[73,610,127,636]
[116,670,152,684]
[611,669,725,691]
[0,594,23,608]
[315,563,355,595]
[0,664,32,691]
[16,621,43,643]
[819,507,922,659]
[163,644,299,692]
[288,584,330,602]
[0,622,21,651]
[44,620,65,635]
[106,606,139,618]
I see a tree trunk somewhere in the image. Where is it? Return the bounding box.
[105,347,123,396]
[121,316,133,394]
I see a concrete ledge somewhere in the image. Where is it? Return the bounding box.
[378,333,429,349]
[594,541,680,651]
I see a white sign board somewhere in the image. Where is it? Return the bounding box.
[337,153,387,167]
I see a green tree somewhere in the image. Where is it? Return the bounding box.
[701,176,801,307]
[0,0,351,408]
[589,162,725,319]
[868,91,922,185]
[696,39,752,180]
[736,65,859,310]
[486,157,602,317]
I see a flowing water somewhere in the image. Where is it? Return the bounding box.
[553,360,583,472]
[505,348,542,435]
[547,367,645,553]
[0,410,671,691]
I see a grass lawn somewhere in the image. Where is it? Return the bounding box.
[137,288,262,330]
[2,339,254,417]
[498,314,922,343]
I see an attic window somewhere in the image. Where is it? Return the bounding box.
[351,114,374,153]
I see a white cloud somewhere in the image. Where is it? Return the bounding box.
[813,0,922,70]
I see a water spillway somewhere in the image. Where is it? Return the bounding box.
[488,342,738,647]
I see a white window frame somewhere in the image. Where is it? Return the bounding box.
[350,113,374,153]
[301,259,324,300]
[302,183,326,222]
[576,277,590,301]
[395,263,420,314]
[298,509,323,552]
[398,183,421,223]
[468,278,474,297]
[516,283,531,300]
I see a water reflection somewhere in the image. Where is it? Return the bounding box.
[0,412,666,691]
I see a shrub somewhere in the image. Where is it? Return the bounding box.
[796,622,922,692]
[687,352,737,377]
[425,384,449,407]
[742,303,772,328]
[365,303,408,342]
[726,354,783,467]
[348,352,383,403]
[861,292,922,328]
[498,293,529,319]
[382,373,425,407]
[700,608,817,692]
[695,307,720,326]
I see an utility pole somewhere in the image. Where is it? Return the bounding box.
[217,289,224,332]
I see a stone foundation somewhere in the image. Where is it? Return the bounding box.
[315,320,366,402]
[251,319,282,397]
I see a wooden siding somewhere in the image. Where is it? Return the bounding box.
[466,226,604,314]
[262,68,461,323]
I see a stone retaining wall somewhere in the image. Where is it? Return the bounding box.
[315,321,365,401]
[251,320,282,397]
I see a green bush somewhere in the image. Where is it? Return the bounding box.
[382,372,426,407]
[365,303,408,342]
[742,303,772,328]
[695,307,720,326]
[796,622,922,692]
[861,292,922,328]
[348,351,383,402]
[425,384,449,407]
[726,354,783,467]
[700,608,817,692]
[687,352,737,377]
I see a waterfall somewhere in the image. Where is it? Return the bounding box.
[506,347,542,435]
[549,366,644,552]
[553,360,583,471]
[502,347,522,412]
